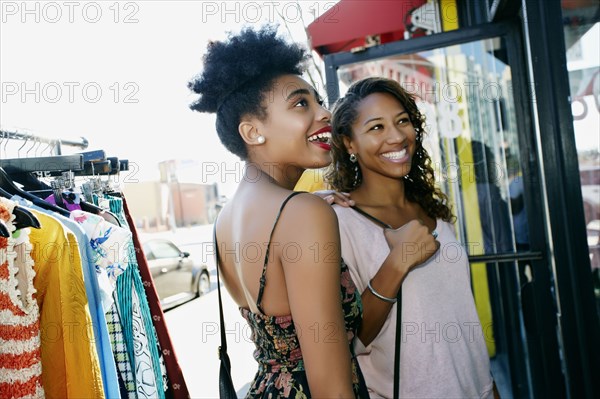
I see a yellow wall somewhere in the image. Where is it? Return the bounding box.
[440,0,496,356]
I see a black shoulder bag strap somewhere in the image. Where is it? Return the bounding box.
[351,206,402,399]
[213,221,237,399]
[394,289,402,399]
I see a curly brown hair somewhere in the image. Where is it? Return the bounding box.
[325,77,454,222]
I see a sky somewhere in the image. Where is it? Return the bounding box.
[0,0,334,197]
[1,1,598,198]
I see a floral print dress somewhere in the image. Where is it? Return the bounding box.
[232,192,369,398]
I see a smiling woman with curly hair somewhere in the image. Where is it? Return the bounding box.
[326,78,452,222]
[326,77,495,399]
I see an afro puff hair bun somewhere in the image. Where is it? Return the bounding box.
[188,25,308,113]
[187,25,309,159]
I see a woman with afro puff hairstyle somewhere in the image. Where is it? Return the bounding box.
[326,77,495,398]
[188,26,369,398]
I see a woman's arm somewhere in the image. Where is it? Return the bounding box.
[357,251,408,346]
[358,221,439,347]
[280,194,355,398]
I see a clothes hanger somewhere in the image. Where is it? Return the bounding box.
[0,166,70,218]
[0,137,73,191]
[1,136,123,226]
[81,200,122,227]
[1,150,106,220]
[13,205,42,229]
[0,219,9,237]
[0,186,12,199]
[52,161,123,227]
[0,182,41,230]
[84,167,122,227]
[1,166,52,191]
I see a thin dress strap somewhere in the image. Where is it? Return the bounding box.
[256,191,306,314]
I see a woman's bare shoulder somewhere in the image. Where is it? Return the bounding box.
[275,192,340,243]
[285,192,337,220]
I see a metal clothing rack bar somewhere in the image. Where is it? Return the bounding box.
[0,130,89,155]
[0,155,84,173]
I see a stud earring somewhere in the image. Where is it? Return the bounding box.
[349,153,357,163]
[257,135,266,144]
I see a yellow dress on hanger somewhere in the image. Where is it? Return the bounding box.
[28,210,105,399]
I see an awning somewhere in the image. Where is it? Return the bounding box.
[307,0,427,57]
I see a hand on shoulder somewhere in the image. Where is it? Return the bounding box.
[311,190,355,207]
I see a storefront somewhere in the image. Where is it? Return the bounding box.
[308,0,599,397]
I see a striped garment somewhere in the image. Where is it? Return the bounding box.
[0,199,44,398]
[107,300,137,398]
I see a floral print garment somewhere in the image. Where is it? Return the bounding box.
[70,210,131,311]
[241,260,369,398]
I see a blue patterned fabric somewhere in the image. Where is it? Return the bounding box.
[94,194,167,399]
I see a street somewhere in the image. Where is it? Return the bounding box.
[164,278,257,398]
[141,225,257,398]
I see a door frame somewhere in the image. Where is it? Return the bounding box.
[522,1,600,398]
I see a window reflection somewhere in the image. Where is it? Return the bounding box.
[562,1,600,304]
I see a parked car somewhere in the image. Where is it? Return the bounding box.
[143,238,210,310]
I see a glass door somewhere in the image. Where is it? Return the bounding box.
[324,21,563,398]
[562,0,600,316]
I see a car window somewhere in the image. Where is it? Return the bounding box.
[151,241,182,259]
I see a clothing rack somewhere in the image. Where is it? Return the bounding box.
[1,134,128,190]
[0,126,191,398]
[0,129,89,155]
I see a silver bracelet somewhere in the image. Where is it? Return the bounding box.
[367,279,397,304]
